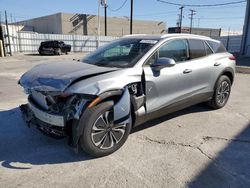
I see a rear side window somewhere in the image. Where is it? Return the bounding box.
[42,42,50,48]
[188,39,206,59]
[53,41,59,48]
[159,39,189,62]
[206,40,226,53]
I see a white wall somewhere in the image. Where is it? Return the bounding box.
[1,25,117,54]
[1,24,243,55]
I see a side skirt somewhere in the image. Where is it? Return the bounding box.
[134,92,213,127]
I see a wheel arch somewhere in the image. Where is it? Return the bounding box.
[214,67,234,91]
[220,67,234,84]
[87,88,138,127]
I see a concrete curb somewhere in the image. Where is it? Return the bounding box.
[236,66,250,74]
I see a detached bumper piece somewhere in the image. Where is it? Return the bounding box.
[20,103,66,139]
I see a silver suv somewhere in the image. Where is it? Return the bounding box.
[19,34,236,157]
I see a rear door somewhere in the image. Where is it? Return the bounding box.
[187,39,216,95]
[143,39,195,113]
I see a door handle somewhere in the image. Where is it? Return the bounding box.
[183,69,192,74]
[214,62,221,66]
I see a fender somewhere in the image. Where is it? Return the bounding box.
[113,87,131,124]
[214,67,235,91]
[70,87,132,150]
[221,67,235,82]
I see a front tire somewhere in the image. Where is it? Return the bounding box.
[209,75,231,109]
[55,48,61,55]
[79,101,132,157]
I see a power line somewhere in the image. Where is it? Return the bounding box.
[193,4,245,9]
[194,16,244,20]
[108,0,128,11]
[135,11,176,17]
[157,0,246,7]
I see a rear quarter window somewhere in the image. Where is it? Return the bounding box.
[206,40,227,53]
[188,39,206,59]
[204,42,213,55]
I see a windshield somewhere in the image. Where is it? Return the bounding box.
[81,38,158,68]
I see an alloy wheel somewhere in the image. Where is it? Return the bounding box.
[91,111,127,150]
[216,81,230,105]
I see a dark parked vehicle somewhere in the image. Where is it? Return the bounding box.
[38,40,71,55]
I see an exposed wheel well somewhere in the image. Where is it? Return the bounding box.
[96,94,136,127]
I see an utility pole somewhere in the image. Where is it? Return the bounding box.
[189,9,196,34]
[5,11,12,56]
[179,6,184,33]
[176,14,181,27]
[130,0,133,34]
[197,18,201,28]
[97,0,101,47]
[103,0,107,36]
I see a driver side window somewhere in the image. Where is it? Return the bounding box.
[145,39,189,66]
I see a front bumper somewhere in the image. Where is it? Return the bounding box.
[20,100,66,138]
[28,99,65,127]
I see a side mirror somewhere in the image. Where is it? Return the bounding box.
[151,57,176,70]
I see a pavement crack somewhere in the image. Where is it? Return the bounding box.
[137,135,197,148]
[138,135,248,182]
[138,134,250,184]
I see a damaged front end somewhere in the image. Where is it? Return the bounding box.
[18,60,146,153]
[20,90,92,139]
[19,85,138,151]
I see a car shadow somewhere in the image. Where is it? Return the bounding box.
[24,53,59,56]
[132,104,250,187]
[0,104,211,169]
[187,122,250,188]
[132,103,213,133]
[0,107,92,170]
[24,53,42,56]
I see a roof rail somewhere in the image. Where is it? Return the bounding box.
[123,34,147,37]
[160,34,170,38]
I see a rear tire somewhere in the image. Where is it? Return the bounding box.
[79,101,132,157]
[208,75,231,109]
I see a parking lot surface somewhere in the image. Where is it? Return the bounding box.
[0,53,250,188]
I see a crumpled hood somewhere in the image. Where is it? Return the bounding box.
[20,60,119,92]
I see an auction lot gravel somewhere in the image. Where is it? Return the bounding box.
[0,53,250,188]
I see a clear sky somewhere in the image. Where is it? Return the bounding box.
[0,0,247,32]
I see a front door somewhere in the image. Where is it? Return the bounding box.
[143,39,194,113]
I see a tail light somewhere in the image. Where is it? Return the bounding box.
[229,55,236,61]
